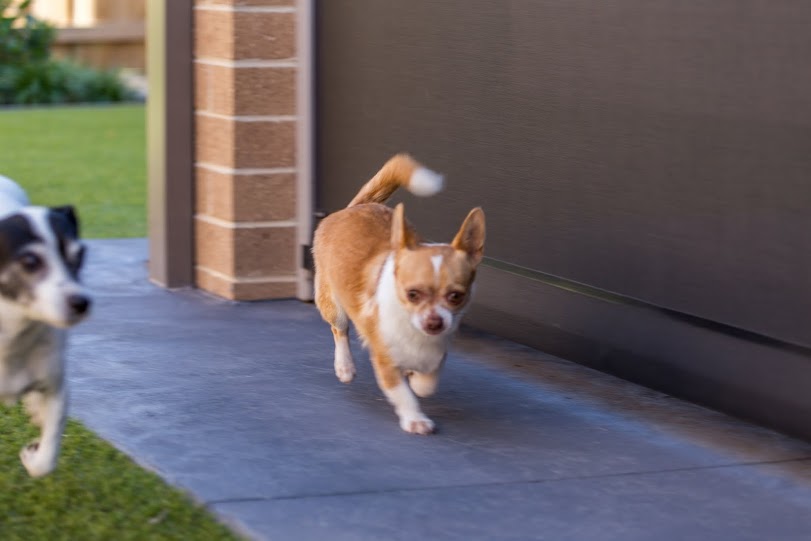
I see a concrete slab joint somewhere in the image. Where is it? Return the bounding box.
[192,0,307,301]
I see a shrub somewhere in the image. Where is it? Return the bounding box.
[0,0,53,64]
[0,0,136,105]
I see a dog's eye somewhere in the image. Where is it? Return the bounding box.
[18,253,43,273]
[407,289,422,303]
[446,291,465,306]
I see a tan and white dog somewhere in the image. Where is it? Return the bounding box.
[313,154,485,434]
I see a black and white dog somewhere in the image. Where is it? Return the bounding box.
[0,175,90,477]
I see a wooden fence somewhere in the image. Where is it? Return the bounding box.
[31,0,145,71]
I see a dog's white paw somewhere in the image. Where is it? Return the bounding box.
[335,364,356,383]
[400,414,436,435]
[20,441,55,478]
[334,344,356,383]
[334,359,356,383]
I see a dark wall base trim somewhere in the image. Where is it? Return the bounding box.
[482,257,811,359]
[468,265,811,442]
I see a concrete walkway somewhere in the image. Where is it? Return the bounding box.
[69,239,811,540]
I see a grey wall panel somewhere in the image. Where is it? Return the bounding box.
[316,0,811,435]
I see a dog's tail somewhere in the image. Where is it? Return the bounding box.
[347,153,444,208]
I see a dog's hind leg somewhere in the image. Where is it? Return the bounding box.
[20,389,66,477]
[315,274,356,383]
[22,391,47,426]
[409,370,441,398]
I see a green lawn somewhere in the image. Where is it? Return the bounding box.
[0,104,146,238]
[0,405,238,540]
[0,107,239,539]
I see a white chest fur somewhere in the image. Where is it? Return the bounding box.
[373,255,448,373]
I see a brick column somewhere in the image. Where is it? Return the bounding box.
[193,0,299,300]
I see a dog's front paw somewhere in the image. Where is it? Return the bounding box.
[20,440,55,478]
[334,343,356,383]
[335,361,356,384]
[399,414,436,435]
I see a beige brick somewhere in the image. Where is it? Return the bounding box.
[195,167,233,221]
[196,267,234,299]
[195,64,296,116]
[195,218,297,278]
[195,218,234,276]
[196,167,296,222]
[195,113,235,167]
[233,280,297,300]
[195,10,295,60]
[194,9,233,59]
[195,62,229,113]
[233,173,296,221]
[233,120,296,169]
[234,67,296,115]
[196,268,297,301]
[233,225,296,277]
[196,114,295,169]
[234,11,295,60]
[194,62,213,112]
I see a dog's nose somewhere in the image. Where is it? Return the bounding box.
[424,313,444,334]
[68,294,91,315]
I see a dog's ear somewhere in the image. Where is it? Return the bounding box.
[391,203,417,250]
[0,215,21,265]
[0,214,39,275]
[50,205,79,238]
[452,207,485,265]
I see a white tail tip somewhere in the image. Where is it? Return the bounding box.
[408,167,444,197]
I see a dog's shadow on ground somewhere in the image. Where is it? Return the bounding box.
[334,332,575,440]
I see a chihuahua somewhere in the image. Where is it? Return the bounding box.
[312,154,485,434]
